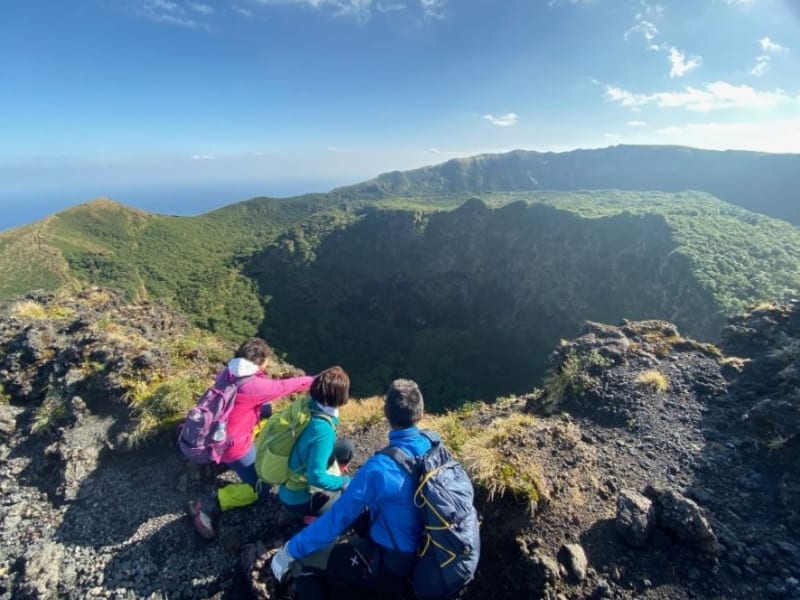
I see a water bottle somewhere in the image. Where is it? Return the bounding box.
[211,421,227,442]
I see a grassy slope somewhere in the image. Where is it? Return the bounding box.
[1,190,799,341]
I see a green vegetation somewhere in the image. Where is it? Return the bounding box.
[2,185,800,410]
[544,349,614,404]
[32,395,69,434]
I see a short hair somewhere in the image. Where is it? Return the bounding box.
[384,379,424,428]
[235,338,272,366]
[311,366,350,408]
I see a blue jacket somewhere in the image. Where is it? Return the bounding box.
[278,399,350,507]
[288,426,432,560]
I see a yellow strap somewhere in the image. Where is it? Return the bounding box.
[414,466,453,530]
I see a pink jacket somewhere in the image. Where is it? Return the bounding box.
[216,359,313,463]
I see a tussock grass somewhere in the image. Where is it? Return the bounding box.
[124,375,204,447]
[460,412,545,506]
[636,369,669,393]
[339,396,385,428]
[421,410,472,452]
[10,300,75,321]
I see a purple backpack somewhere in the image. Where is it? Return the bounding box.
[178,372,255,464]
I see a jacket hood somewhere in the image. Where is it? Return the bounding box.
[227,357,261,377]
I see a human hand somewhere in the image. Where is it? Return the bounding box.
[270,544,295,583]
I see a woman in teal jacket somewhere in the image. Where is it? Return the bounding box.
[278,366,354,519]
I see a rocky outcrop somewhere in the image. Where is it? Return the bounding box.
[722,300,800,442]
[3,292,800,600]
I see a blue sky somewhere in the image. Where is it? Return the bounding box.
[1,0,798,226]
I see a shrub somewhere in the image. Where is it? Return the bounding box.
[31,395,68,434]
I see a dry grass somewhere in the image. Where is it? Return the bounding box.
[636,369,669,393]
[9,300,75,321]
[718,355,750,371]
[459,412,545,507]
[339,396,385,428]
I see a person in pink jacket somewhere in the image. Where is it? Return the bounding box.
[188,337,313,539]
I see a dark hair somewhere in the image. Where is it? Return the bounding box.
[311,366,350,408]
[384,379,424,428]
[235,338,272,366]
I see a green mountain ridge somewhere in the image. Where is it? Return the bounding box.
[2,146,800,407]
[337,145,800,225]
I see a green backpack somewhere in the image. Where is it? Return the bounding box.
[255,396,332,486]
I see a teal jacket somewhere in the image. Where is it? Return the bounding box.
[278,398,350,506]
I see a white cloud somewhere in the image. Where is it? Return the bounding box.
[419,0,446,19]
[634,1,665,20]
[376,1,405,13]
[624,20,658,42]
[627,120,647,127]
[654,118,800,153]
[327,146,344,153]
[750,55,770,77]
[717,0,758,4]
[760,36,787,53]
[191,154,216,160]
[482,112,519,127]
[189,2,214,14]
[668,47,702,78]
[605,81,793,112]
[134,0,203,27]
[253,0,447,21]
[233,5,253,16]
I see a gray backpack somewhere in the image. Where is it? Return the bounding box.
[380,430,481,600]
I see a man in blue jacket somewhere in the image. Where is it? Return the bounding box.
[271,378,431,598]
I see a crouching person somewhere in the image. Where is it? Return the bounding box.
[278,366,354,522]
[271,379,431,599]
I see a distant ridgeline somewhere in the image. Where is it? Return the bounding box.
[2,145,800,409]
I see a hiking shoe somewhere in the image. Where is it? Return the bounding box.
[188,493,220,539]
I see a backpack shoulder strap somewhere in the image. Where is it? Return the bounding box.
[419,429,441,446]
[378,445,417,476]
[233,374,257,388]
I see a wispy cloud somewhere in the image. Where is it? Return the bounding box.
[750,55,770,76]
[605,81,792,112]
[133,0,204,27]
[191,154,216,160]
[760,36,787,53]
[668,47,702,78]
[634,1,665,20]
[188,2,214,14]
[233,5,253,16]
[624,20,658,42]
[252,0,447,22]
[482,112,519,127]
[749,38,788,77]
[627,120,647,127]
[419,0,446,19]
